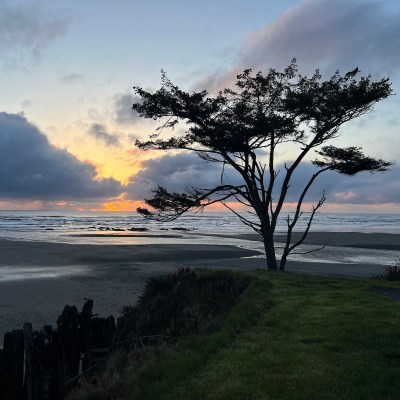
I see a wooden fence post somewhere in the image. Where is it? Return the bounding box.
[79,299,93,371]
[23,323,34,400]
[0,346,5,399]
[3,329,24,399]
[57,306,79,381]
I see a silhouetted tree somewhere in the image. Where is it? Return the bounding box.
[132,61,392,270]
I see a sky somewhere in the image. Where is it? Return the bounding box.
[1,0,400,213]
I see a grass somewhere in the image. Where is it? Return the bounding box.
[124,271,400,400]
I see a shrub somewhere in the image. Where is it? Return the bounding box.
[373,260,400,281]
[114,268,250,344]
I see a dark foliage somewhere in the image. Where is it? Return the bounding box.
[373,260,400,281]
[313,146,391,175]
[114,269,250,344]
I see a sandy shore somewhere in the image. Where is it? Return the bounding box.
[1,232,399,342]
[199,231,400,251]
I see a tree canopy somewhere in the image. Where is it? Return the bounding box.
[132,60,392,270]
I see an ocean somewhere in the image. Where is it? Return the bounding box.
[0,211,399,267]
[1,210,400,241]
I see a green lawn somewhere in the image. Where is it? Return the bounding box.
[126,271,400,400]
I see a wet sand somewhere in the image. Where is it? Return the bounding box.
[199,231,400,251]
[0,232,399,341]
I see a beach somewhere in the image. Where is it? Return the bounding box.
[1,230,400,341]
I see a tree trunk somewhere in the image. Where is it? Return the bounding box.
[279,252,288,271]
[263,238,278,270]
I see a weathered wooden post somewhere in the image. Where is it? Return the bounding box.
[91,315,116,348]
[33,325,55,400]
[57,306,79,381]
[0,346,5,399]
[3,329,24,399]
[79,299,93,371]
[53,329,67,399]
[105,315,116,346]
[23,323,34,400]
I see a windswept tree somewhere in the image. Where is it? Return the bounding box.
[132,61,392,270]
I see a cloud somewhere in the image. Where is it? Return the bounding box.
[279,162,400,205]
[198,0,400,92]
[0,112,123,201]
[0,2,69,64]
[240,0,400,76]
[113,93,141,125]
[58,73,83,84]
[125,152,242,200]
[88,123,121,147]
[327,168,400,205]
[125,151,400,206]
[21,99,32,108]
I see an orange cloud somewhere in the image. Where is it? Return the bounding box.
[102,198,145,212]
[56,201,78,207]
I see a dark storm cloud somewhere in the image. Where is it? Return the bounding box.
[277,162,400,205]
[0,2,69,61]
[126,152,242,200]
[113,93,141,125]
[88,123,121,147]
[239,0,400,76]
[324,167,400,205]
[125,152,400,205]
[198,0,400,92]
[0,113,123,200]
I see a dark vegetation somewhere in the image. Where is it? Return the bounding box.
[115,268,250,342]
[374,260,400,281]
[132,61,392,270]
